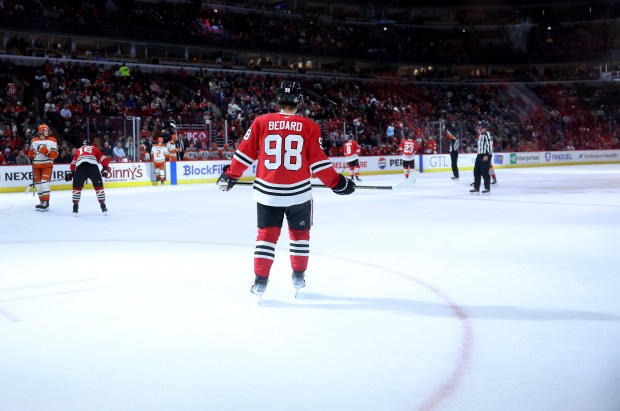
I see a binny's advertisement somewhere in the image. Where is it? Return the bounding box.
[0,162,155,192]
[1,150,619,192]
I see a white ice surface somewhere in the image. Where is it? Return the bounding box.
[1,164,619,411]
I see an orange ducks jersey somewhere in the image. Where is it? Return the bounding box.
[29,136,59,165]
[150,143,168,163]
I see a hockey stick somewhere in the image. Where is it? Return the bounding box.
[24,178,67,194]
[236,174,416,191]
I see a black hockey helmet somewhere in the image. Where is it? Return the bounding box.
[276,80,303,107]
[82,139,90,146]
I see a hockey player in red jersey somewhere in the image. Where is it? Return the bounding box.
[398,134,418,179]
[343,135,362,181]
[217,80,355,299]
[423,135,437,154]
[65,139,111,215]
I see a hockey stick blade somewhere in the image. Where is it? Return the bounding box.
[25,177,69,194]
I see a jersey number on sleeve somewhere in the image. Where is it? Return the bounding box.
[264,134,303,171]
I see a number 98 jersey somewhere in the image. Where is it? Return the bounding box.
[228,112,340,207]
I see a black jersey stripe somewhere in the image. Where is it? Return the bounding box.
[234,151,255,166]
[310,160,333,172]
[253,185,312,197]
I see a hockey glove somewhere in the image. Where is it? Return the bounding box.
[101,166,111,178]
[332,174,356,195]
[65,171,73,182]
[217,165,238,192]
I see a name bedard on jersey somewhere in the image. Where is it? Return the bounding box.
[268,120,303,132]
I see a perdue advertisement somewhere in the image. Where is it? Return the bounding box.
[1,150,619,192]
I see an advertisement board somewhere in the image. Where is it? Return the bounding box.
[1,150,619,193]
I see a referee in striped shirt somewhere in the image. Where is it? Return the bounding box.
[446,127,460,180]
[470,120,493,194]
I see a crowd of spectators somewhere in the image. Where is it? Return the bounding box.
[1,0,620,164]
[2,55,620,167]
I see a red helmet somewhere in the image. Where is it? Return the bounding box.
[38,124,49,134]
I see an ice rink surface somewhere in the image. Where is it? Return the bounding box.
[1,164,619,411]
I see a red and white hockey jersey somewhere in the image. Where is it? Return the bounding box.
[70,145,110,172]
[399,138,418,161]
[343,139,360,162]
[423,139,437,154]
[226,112,340,207]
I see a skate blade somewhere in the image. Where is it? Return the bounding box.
[293,284,305,298]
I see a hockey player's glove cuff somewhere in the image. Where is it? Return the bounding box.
[217,165,238,192]
[102,166,112,178]
[332,174,355,195]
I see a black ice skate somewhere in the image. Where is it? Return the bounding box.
[355,176,362,182]
[250,275,269,300]
[481,188,491,194]
[470,188,480,194]
[451,176,459,180]
[100,202,108,215]
[73,203,79,215]
[38,200,49,212]
[491,179,497,185]
[35,201,44,211]
[292,270,306,297]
